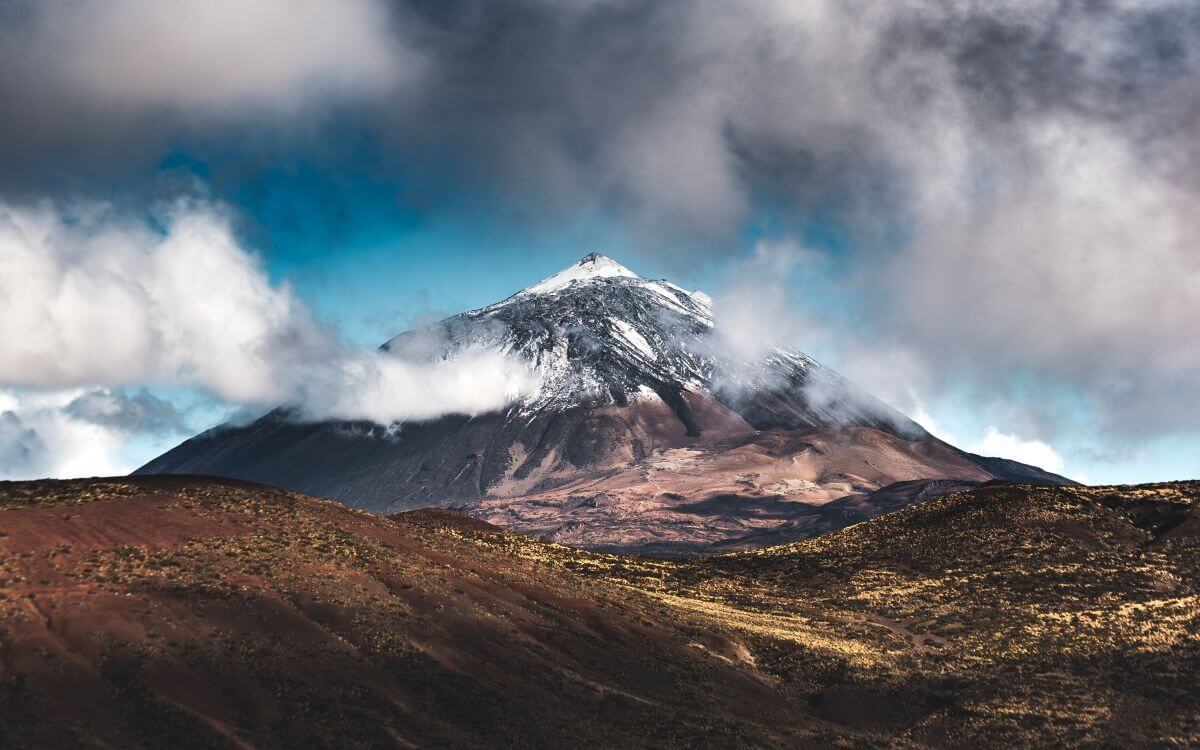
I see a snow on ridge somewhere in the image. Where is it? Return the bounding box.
[643,281,713,325]
[609,318,657,360]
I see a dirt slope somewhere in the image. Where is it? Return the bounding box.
[1,477,1197,747]
[0,477,809,748]
[470,426,994,554]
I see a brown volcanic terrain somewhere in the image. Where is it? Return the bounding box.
[2,476,1198,747]
[472,425,993,554]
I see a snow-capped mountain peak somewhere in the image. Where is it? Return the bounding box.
[517,252,640,297]
[138,251,1072,532]
[380,253,921,439]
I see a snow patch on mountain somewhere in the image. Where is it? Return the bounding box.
[609,318,657,361]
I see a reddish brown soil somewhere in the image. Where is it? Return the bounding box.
[0,477,814,748]
[472,426,990,553]
[3,477,1197,748]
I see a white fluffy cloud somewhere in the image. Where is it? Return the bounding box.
[711,240,816,362]
[971,426,1067,477]
[296,349,538,425]
[0,389,138,480]
[0,200,314,401]
[0,200,537,442]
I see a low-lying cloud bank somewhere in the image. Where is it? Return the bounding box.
[0,200,537,478]
[0,388,183,480]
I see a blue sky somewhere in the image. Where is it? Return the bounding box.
[1,1,1198,485]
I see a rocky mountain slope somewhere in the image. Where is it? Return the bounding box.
[138,254,1073,552]
[1,476,1196,747]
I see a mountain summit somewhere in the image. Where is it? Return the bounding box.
[139,254,1073,553]
[517,252,641,296]
[384,252,915,434]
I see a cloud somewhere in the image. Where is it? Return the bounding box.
[710,240,815,363]
[63,389,188,435]
[293,347,536,424]
[370,1,1190,237]
[879,119,1200,439]
[0,389,141,480]
[970,426,1066,476]
[0,0,413,190]
[0,409,47,479]
[15,0,404,109]
[395,0,1191,443]
[0,199,317,401]
[0,200,537,433]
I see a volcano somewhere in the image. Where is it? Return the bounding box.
[138,253,1073,553]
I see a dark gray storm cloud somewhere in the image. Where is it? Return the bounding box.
[0,0,408,194]
[371,1,1200,241]
[4,1,1195,232]
[1,0,1198,442]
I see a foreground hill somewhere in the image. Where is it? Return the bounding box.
[139,254,1071,553]
[2,477,1196,747]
